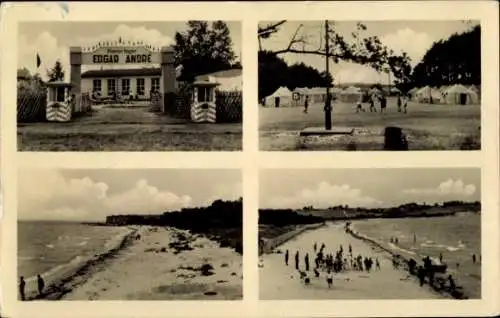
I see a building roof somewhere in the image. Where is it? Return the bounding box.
[81,68,162,78]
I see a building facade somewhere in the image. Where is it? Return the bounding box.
[81,68,163,99]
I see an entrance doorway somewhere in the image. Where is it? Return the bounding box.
[459,93,467,105]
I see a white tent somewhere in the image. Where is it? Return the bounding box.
[266,86,293,107]
[340,86,362,103]
[408,87,420,99]
[414,86,444,104]
[443,84,479,105]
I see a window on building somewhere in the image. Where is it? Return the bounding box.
[121,78,130,96]
[151,78,160,93]
[197,87,213,103]
[93,79,102,94]
[56,86,65,102]
[136,78,145,96]
[107,79,116,96]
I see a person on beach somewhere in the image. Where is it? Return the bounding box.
[417,266,425,286]
[314,242,317,253]
[448,275,456,291]
[285,249,289,266]
[314,267,320,278]
[326,269,334,289]
[439,253,443,263]
[37,274,45,297]
[19,276,26,301]
[305,253,310,271]
[295,251,300,270]
[375,257,380,270]
[348,244,352,255]
[472,254,476,264]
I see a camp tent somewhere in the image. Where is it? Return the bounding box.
[340,86,362,103]
[390,87,401,95]
[443,84,479,105]
[307,87,328,103]
[408,87,420,99]
[414,86,444,104]
[265,86,293,107]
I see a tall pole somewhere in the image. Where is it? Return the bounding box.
[324,20,332,130]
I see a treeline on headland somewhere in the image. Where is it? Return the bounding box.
[260,201,481,226]
[105,198,243,254]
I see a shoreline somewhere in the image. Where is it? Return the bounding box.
[26,225,242,301]
[346,222,477,299]
[24,226,139,301]
[259,222,325,255]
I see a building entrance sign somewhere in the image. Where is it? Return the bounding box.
[82,46,161,65]
[70,40,176,113]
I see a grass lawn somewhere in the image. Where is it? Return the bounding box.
[17,107,242,151]
[259,98,481,151]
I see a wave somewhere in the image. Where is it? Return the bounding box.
[45,244,55,249]
[388,242,417,255]
[22,227,137,300]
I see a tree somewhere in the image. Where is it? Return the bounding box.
[410,25,480,88]
[46,60,65,82]
[258,21,412,90]
[174,20,237,81]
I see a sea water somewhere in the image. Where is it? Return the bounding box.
[18,221,134,297]
[352,212,481,298]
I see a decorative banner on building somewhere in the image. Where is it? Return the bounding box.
[81,46,161,65]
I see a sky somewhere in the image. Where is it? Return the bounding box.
[18,21,242,81]
[259,168,480,209]
[18,169,242,222]
[259,20,479,85]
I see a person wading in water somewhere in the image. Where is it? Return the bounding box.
[19,276,26,301]
[37,274,45,297]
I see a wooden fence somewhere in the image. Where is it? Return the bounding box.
[17,89,47,123]
[215,90,242,123]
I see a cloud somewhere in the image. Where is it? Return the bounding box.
[263,181,383,209]
[18,170,195,222]
[18,24,175,80]
[335,62,388,84]
[380,27,434,66]
[105,179,192,215]
[402,179,477,199]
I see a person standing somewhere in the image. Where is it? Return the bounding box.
[397,95,402,112]
[295,251,300,270]
[403,94,408,113]
[303,95,309,114]
[37,274,45,297]
[305,253,310,271]
[326,269,334,289]
[285,249,289,266]
[314,242,317,253]
[19,276,26,301]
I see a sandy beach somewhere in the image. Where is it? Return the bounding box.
[40,226,242,300]
[259,222,445,299]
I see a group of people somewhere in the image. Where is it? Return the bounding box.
[19,274,45,301]
[283,241,381,289]
[356,94,409,114]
